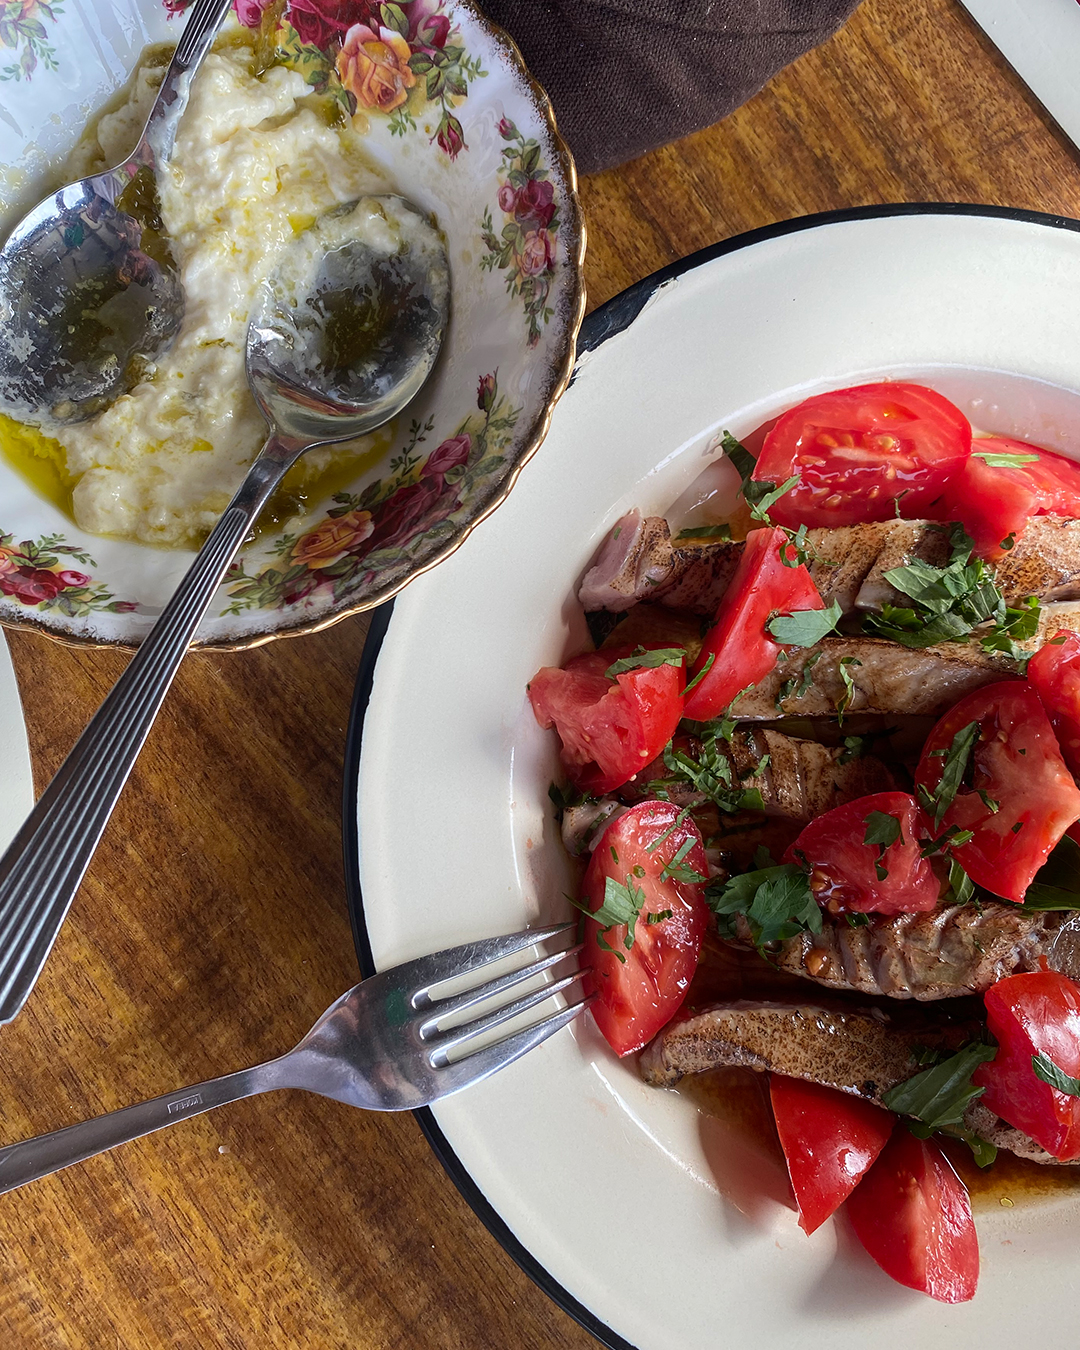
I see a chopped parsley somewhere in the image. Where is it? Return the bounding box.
[659,731,766,816]
[863,809,902,881]
[570,873,646,962]
[660,837,708,884]
[836,655,862,724]
[707,862,822,950]
[722,431,799,523]
[605,646,686,678]
[972,448,1041,467]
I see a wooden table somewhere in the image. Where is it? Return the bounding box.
[4,1,1080,1344]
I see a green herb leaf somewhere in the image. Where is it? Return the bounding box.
[749,475,800,522]
[972,449,1041,467]
[571,874,647,951]
[605,647,686,678]
[707,862,822,950]
[674,523,732,541]
[927,721,980,827]
[946,858,975,906]
[1020,835,1080,910]
[882,1041,998,1130]
[836,656,862,724]
[1032,1052,1080,1096]
[864,810,903,850]
[683,651,716,695]
[646,909,673,924]
[660,837,707,884]
[644,804,693,854]
[766,599,842,648]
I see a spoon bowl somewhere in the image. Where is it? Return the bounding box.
[0,0,233,425]
[0,192,450,1024]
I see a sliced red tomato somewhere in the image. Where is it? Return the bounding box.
[1028,630,1080,779]
[930,441,1053,559]
[581,801,709,1056]
[769,1075,894,1234]
[528,646,684,794]
[915,681,1080,903]
[752,382,971,528]
[846,1129,978,1303]
[973,971,1080,1162]
[682,526,823,721]
[783,791,940,915]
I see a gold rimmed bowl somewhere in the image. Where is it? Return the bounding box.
[0,0,585,650]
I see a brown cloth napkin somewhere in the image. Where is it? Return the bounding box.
[480,0,862,174]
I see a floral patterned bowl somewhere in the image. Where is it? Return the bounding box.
[0,0,585,648]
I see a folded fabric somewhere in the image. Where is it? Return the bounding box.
[480,0,862,173]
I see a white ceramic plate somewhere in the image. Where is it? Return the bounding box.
[960,0,1080,152]
[0,634,34,855]
[350,205,1080,1349]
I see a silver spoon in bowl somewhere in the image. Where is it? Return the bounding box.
[0,0,235,423]
[0,194,450,1022]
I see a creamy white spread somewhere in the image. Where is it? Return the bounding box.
[59,38,389,548]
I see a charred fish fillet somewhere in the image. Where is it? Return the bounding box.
[579,513,1080,616]
[638,1000,1076,1165]
[732,636,1014,720]
[727,903,1080,1000]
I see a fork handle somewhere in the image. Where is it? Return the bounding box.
[0,1062,286,1195]
[0,435,303,1025]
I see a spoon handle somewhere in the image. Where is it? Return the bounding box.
[136,0,235,168]
[0,434,305,1023]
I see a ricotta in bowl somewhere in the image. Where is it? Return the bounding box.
[13,34,393,549]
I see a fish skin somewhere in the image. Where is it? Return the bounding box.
[637,998,1077,1165]
[732,636,1014,720]
[579,514,1080,617]
[745,903,1080,1000]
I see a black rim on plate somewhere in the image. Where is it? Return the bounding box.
[341,201,1080,1350]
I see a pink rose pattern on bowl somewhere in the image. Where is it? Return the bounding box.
[0,0,585,648]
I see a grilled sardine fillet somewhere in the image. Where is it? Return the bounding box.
[580,513,1080,616]
[638,1000,1076,1165]
[562,730,896,856]
[733,637,1014,720]
[731,903,1080,1000]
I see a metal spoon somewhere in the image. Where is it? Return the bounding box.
[0,194,450,1022]
[0,0,235,423]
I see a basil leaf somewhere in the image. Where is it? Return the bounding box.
[683,651,716,695]
[883,1042,997,1130]
[1032,1052,1080,1097]
[972,449,1041,467]
[766,599,842,648]
[605,647,686,678]
[946,858,975,906]
[660,837,707,884]
[749,474,800,522]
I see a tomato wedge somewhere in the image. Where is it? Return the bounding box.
[528,647,684,794]
[752,382,971,528]
[931,441,1053,559]
[769,1075,893,1234]
[1028,630,1080,779]
[914,681,1080,903]
[784,792,941,915]
[580,801,709,1056]
[846,1129,979,1303]
[973,971,1080,1162]
[682,526,823,721]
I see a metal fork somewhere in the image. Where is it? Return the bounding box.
[0,924,588,1196]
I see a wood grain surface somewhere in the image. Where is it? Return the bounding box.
[4,0,1079,1345]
